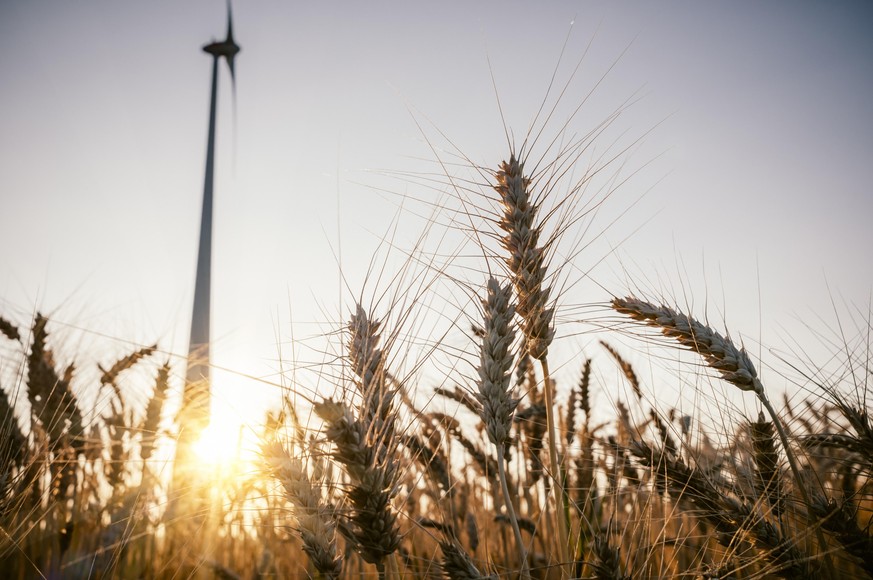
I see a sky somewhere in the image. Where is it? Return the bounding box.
[1,1,872,433]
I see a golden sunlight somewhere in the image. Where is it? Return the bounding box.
[192,421,244,467]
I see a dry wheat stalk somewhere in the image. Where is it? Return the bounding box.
[348,304,394,430]
[495,156,570,573]
[515,402,547,484]
[831,395,873,470]
[314,400,401,568]
[649,409,678,458]
[611,297,761,394]
[495,157,554,362]
[474,277,529,578]
[445,425,500,483]
[600,341,642,401]
[590,526,631,580]
[139,362,170,462]
[810,494,873,575]
[98,344,157,387]
[435,385,482,416]
[313,305,402,574]
[475,278,519,450]
[465,512,480,553]
[579,359,592,419]
[26,314,84,451]
[565,389,579,449]
[749,413,784,518]
[613,296,834,571]
[262,440,342,580]
[402,433,452,495]
[439,538,496,580]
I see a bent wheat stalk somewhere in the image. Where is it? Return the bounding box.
[612,296,833,572]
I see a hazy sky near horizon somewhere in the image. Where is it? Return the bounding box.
[1,1,872,427]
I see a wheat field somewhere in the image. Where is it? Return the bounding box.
[2,130,872,580]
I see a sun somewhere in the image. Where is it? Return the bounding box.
[192,421,244,467]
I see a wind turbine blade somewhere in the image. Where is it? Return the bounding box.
[225,0,238,175]
[226,53,237,125]
[226,0,234,42]
[226,55,236,85]
[228,56,238,177]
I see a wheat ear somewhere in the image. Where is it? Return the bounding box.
[27,314,84,450]
[612,298,761,394]
[495,157,570,573]
[98,344,157,387]
[600,341,642,401]
[263,440,342,579]
[0,317,20,342]
[749,412,784,518]
[810,494,873,575]
[439,538,496,580]
[612,296,833,571]
[316,305,401,575]
[139,362,170,462]
[474,277,529,579]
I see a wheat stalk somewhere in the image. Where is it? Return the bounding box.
[611,297,761,394]
[263,440,343,579]
[613,296,834,573]
[440,538,496,580]
[495,157,570,574]
[314,304,402,576]
[474,277,529,578]
[26,314,84,465]
[98,344,157,387]
[600,341,643,401]
[495,157,555,362]
[749,412,784,519]
[139,362,170,462]
[810,494,873,575]
[475,278,519,451]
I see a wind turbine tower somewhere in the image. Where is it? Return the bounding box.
[178,3,239,453]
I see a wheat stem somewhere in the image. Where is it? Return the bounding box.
[758,393,835,574]
[497,442,531,580]
[541,358,571,577]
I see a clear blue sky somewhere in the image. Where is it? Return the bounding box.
[1,1,871,427]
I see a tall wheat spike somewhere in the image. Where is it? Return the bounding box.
[495,156,570,574]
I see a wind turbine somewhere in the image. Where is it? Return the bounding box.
[177,1,240,460]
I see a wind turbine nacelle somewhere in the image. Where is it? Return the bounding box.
[203,39,240,59]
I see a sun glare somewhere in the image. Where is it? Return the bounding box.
[192,422,244,467]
